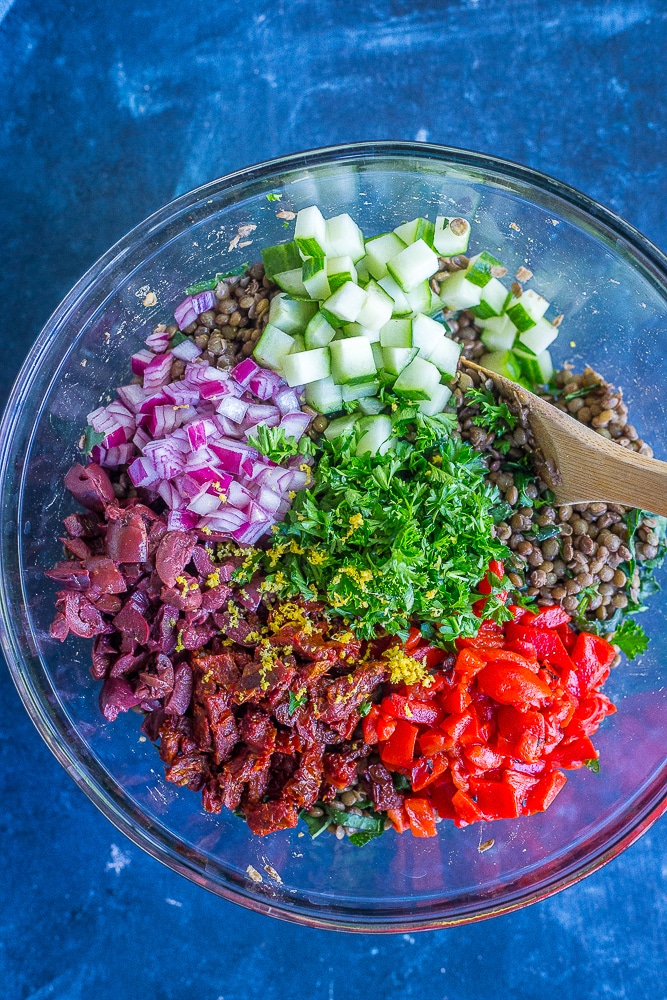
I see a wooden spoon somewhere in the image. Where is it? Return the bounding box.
[461,359,667,517]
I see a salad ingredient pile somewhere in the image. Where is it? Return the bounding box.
[47,202,666,843]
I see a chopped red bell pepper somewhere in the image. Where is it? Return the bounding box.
[464,743,505,772]
[471,777,521,820]
[529,605,572,629]
[571,632,616,694]
[418,730,450,756]
[549,735,598,770]
[362,703,381,744]
[404,796,438,837]
[380,719,418,768]
[376,714,397,742]
[454,648,487,678]
[411,753,448,791]
[524,770,568,814]
[411,644,448,669]
[404,627,423,654]
[452,789,484,827]
[380,693,442,726]
[477,662,553,709]
[386,804,410,833]
[439,686,472,715]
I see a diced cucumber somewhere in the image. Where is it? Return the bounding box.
[302,256,331,300]
[378,274,411,316]
[471,276,510,319]
[465,251,504,289]
[427,335,462,377]
[274,268,309,298]
[342,380,380,402]
[356,415,393,457]
[322,281,367,323]
[438,269,482,310]
[356,258,370,284]
[327,255,358,293]
[505,289,549,332]
[291,333,306,353]
[517,316,558,355]
[324,413,360,442]
[380,318,413,348]
[393,357,442,401]
[305,310,337,349]
[281,347,331,387]
[253,323,295,372]
[418,382,453,416]
[343,323,380,344]
[381,346,418,376]
[324,213,365,262]
[370,341,384,370]
[394,217,435,247]
[412,313,445,359]
[433,216,471,256]
[305,375,343,414]
[515,348,554,387]
[405,280,433,315]
[269,293,318,335]
[357,395,387,416]
[480,350,523,382]
[261,241,302,279]
[294,205,327,258]
[386,239,439,292]
[330,337,377,385]
[355,279,394,331]
[364,232,407,280]
[480,315,517,352]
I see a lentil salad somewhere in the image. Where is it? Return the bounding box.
[48,204,666,842]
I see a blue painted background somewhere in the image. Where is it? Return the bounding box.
[2,1,667,997]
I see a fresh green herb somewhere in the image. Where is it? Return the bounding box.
[299,802,386,846]
[247,425,304,464]
[358,700,373,718]
[283,220,290,228]
[256,400,513,644]
[392,773,412,792]
[576,584,599,617]
[288,690,308,715]
[170,330,188,347]
[529,524,561,542]
[81,426,105,456]
[299,809,332,839]
[585,758,600,773]
[349,830,384,847]
[564,384,600,401]
[185,264,249,294]
[266,192,283,202]
[612,617,649,659]
[465,387,518,436]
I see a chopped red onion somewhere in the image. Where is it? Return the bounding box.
[273,387,300,415]
[116,383,146,412]
[132,426,151,450]
[279,411,311,442]
[143,352,173,391]
[128,455,160,487]
[186,419,209,451]
[145,328,171,353]
[255,485,283,514]
[163,382,200,406]
[227,481,253,509]
[243,402,281,428]
[248,368,284,401]
[231,357,260,387]
[171,338,202,362]
[187,493,222,516]
[167,509,199,531]
[131,349,154,376]
[216,396,249,423]
[174,291,216,331]
[199,507,247,532]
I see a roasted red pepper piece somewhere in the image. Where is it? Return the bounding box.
[411,753,448,791]
[362,704,381,744]
[454,648,487,678]
[496,705,546,763]
[386,804,410,833]
[529,605,572,629]
[380,718,418,768]
[471,777,521,820]
[565,693,616,738]
[549,735,598,769]
[452,788,484,827]
[380,693,442,726]
[477,662,552,710]
[440,686,472,715]
[404,627,423,654]
[524,770,568,814]
[376,713,397,742]
[411,644,448,668]
[464,744,505,772]
[418,729,450,755]
[405,796,438,837]
[571,632,616,694]
[504,622,576,673]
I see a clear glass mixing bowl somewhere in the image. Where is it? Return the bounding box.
[2,142,667,932]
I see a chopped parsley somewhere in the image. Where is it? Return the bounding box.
[358,700,373,718]
[299,801,386,846]
[585,758,600,774]
[288,689,308,715]
[465,387,518,437]
[612,617,649,660]
[266,192,283,201]
[185,264,249,294]
[253,402,512,644]
[81,425,105,456]
[248,425,314,464]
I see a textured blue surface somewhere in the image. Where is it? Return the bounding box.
[2,1,667,997]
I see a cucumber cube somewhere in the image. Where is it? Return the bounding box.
[393,357,442,401]
[324,213,365,262]
[322,281,367,323]
[343,323,380,344]
[505,289,549,332]
[405,280,433,315]
[412,313,445,359]
[386,239,439,292]
[281,347,331,387]
[438,269,482,310]
[433,216,471,257]
[342,380,380,402]
[274,268,309,298]
[330,337,377,385]
[515,348,554,387]
[253,323,295,373]
[480,350,523,382]
[327,255,357,293]
[465,251,504,289]
[355,279,394,331]
[427,335,462,377]
[517,316,558,355]
[357,396,386,416]
[418,382,453,416]
[480,315,517,352]
[370,341,384,370]
[261,241,302,279]
[269,293,318,334]
[290,333,306,353]
[356,415,393,457]
[305,310,337,349]
[394,217,435,247]
[305,375,343,414]
[302,256,331,300]
[324,413,360,442]
[471,276,510,319]
[381,346,418,376]
[378,274,411,317]
[380,318,413,348]
[364,232,407,280]
[295,205,327,257]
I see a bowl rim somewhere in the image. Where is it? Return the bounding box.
[2,139,667,933]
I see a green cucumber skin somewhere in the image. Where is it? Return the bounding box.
[261,241,302,279]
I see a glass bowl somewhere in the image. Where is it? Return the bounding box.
[2,142,667,933]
